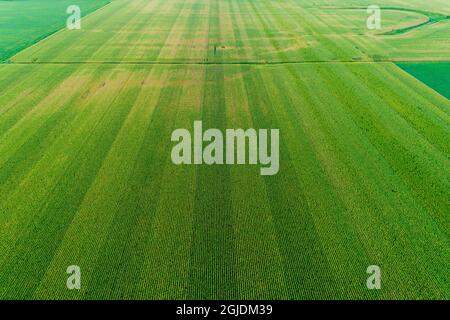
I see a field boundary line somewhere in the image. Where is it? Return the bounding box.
[3,59,450,67]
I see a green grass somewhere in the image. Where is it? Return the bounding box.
[9,0,450,63]
[379,7,449,35]
[397,62,450,99]
[0,0,449,299]
[0,0,109,62]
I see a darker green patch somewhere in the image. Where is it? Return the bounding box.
[397,62,450,99]
[187,0,236,299]
[0,0,110,62]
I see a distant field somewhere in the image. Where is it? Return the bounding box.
[9,0,450,63]
[0,0,109,62]
[0,0,449,300]
[397,62,450,99]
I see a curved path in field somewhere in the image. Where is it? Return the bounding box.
[380,7,450,35]
[332,6,449,35]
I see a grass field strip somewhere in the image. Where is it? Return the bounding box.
[7,0,450,64]
[7,59,450,66]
